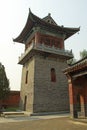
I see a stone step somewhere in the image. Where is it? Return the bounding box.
[1,111,25,117]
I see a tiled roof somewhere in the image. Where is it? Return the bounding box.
[63,57,87,74]
[13,9,80,43]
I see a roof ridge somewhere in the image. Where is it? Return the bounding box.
[13,9,80,43]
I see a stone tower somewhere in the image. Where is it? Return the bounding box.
[13,9,79,114]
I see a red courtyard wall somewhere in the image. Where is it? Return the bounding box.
[0,91,20,108]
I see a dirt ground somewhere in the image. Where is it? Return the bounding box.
[0,117,87,130]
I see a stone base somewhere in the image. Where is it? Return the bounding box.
[78,111,86,118]
[30,111,70,116]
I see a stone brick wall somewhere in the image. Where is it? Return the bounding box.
[33,55,69,113]
[20,57,35,112]
[20,54,70,113]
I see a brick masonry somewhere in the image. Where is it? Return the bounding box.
[20,54,70,113]
[19,57,35,112]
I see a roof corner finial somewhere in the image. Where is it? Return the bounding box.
[48,13,51,16]
[29,8,31,13]
[79,26,81,30]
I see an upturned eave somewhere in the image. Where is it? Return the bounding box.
[63,57,87,75]
[13,9,80,43]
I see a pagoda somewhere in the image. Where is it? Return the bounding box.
[13,9,79,114]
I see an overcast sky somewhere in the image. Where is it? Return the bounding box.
[0,0,87,90]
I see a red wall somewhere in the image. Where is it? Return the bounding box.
[0,91,20,108]
[69,76,87,105]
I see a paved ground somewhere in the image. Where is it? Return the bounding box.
[0,114,87,130]
[0,113,69,123]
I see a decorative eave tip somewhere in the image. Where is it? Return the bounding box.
[48,13,51,16]
[29,8,31,13]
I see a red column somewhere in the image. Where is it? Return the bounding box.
[68,79,74,117]
[60,40,64,49]
[35,32,40,45]
[84,85,87,116]
[84,85,87,104]
[68,78,78,118]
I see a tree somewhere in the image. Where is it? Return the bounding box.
[80,49,87,59]
[0,63,10,100]
[67,58,77,65]
[67,52,77,65]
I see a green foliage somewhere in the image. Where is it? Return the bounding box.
[67,58,77,65]
[6,107,19,112]
[80,49,87,59]
[67,51,77,65]
[0,62,10,100]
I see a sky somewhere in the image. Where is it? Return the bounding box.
[0,0,87,90]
